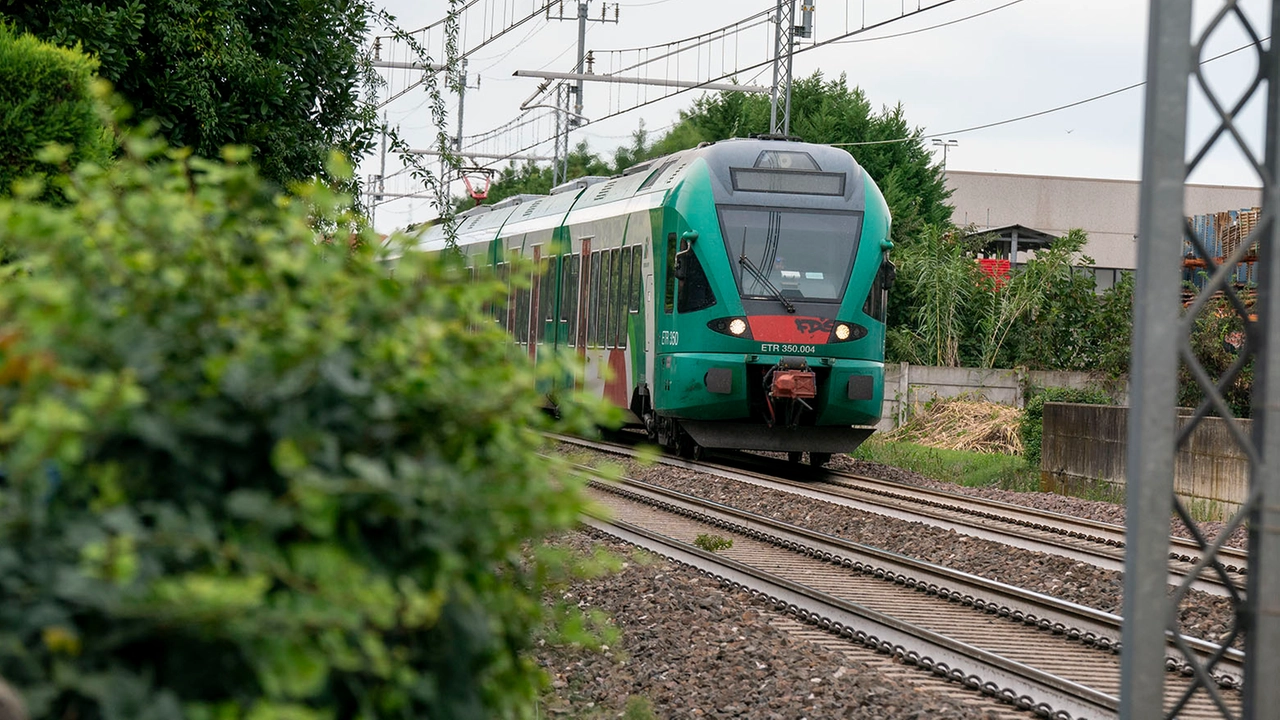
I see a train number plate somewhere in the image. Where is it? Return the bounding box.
[760,343,816,354]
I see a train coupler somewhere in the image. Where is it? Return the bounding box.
[764,358,816,428]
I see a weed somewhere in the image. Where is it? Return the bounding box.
[622,696,657,720]
[694,534,733,552]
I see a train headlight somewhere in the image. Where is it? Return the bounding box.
[828,322,867,343]
[707,317,753,339]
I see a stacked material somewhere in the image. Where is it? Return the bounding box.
[1184,206,1260,289]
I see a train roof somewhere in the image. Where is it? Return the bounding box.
[409,137,867,252]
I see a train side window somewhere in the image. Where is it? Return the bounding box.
[676,239,717,313]
[537,257,555,344]
[612,247,630,348]
[628,244,643,315]
[495,262,510,330]
[588,253,602,347]
[664,232,677,314]
[560,253,580,347]
[598,249,614,348]
[515,265,532,345]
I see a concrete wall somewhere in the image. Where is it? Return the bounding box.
[946,171,1263,269]
[1041,403,1250,520]
[878,363,1126,432]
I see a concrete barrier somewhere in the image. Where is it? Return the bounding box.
[878,363,1127,432]
[1041,402,1249,520]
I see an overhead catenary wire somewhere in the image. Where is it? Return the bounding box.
[831,34,1273,147]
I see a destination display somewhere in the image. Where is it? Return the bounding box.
[730,168,846,196]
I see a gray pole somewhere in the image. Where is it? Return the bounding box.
[782,0,797,136]
[574,1,588,122]
[1245,2,1280,713]
[770,0,784,133]
[1120,2,1192,717]
[454,58,468,152]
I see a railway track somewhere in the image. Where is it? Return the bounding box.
[556,433,1246,597]
[582,471,1244,719]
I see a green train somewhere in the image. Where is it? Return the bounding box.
[417,136,893,466]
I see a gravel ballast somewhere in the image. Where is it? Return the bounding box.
[536,531,1019,719]
[564,445,1241,647]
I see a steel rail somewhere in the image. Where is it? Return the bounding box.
[588,472,1244,689]
[581,514,1119,720]
[553,434,1242,596]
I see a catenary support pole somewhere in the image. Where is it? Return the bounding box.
[1121,2,1192,717]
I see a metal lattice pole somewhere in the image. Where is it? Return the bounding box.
[1124,2,1280,718]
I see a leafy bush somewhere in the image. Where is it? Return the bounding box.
[0,23,112,199]
[0,131,606,719]
[1177,293,1253,418]
[1020,387,1115,467]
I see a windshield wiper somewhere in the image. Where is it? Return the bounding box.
[739,255,795,314]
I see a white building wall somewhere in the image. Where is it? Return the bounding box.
[945,171,1262,269]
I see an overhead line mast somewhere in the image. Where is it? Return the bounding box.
[544,0,620,184]
[770,1,814,136]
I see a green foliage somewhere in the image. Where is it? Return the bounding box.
[1020,387,1115,467]
[851,439,1036,491]
[0,23,112,199]
[973,229,1090,368]
[4,1,380,190]
[693,534,733,552]
[888,224,980,366]
[0,130,607,719]
[1177,293,1254,418]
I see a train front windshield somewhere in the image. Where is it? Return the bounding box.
[718,207,862,302]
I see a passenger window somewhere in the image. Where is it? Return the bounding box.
[561,254,580,347]
[514,266,532,345]
[537,257,555,344]
[495,262,510,330]
[588,253,602,347]
[597,250,613,348]
[613,247,630,347]
[628,245,643,315]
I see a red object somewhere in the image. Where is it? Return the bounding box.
[977,258,1011,288]
[771,370,817,399]
[749,315,832,343]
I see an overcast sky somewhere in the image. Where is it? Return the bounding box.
[362,0,1272,232]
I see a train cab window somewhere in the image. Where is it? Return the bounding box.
[719,208,862,302]
[676,239,716,313]
[588,253,602,347]
[863,258,892,323]
[628,244,643,315]
[560,253,580,347]
[612,247,631,347]
[536,257,555,344]
[664,232,677,314]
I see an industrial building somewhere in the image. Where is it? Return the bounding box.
[945,171,1262,291]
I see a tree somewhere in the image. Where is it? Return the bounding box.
[3,0,380,189]
[0,127,608,718]
[0,22,112,200]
